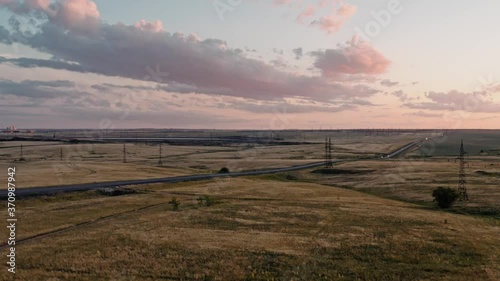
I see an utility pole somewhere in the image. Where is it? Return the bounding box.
[328,137,333,167]
[123,144,127,163]
[20,144,25,161]
[325,137,328,166]
[457,140,469,201]
[325,137,333,167]
[158,143,163,166]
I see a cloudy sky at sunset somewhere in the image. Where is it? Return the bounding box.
[0,0,499,129]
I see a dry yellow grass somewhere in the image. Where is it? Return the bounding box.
[7,161,190,188]
[300,158,500,216]
[0,134,424,188]
[1,177,498,280]
[1,132,497,279]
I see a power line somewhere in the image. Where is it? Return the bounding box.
[123,144,127,163]
[324,137,328,166]
[457,139,469,201]
[20,144,25,161]
[325,137,333,167]
[158,143,163,166]
[329,137,332,167]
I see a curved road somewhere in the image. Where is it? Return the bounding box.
[2,139,424,197]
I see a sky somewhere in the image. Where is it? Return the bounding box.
[0,0,499,129]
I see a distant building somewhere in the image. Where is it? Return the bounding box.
[3,126,20,133]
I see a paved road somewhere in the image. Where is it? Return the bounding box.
[384,141,420,158]
[2,139,423,197]
[5,161,330,197]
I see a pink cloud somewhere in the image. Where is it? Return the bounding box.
[134,20,165,33]
[0,0,383,106]
[0,0,54,14]
[318,0,329,8]
[25,0,51,11]
[296,5,316,23]
[380,79,398,87]
[485,83,500,93]
[1,21,381,103]
[0,0,14,5]
[0,0,100,33]
[405,90,500,113]
[312,36,391,77]
[336,2,356,17]
[310,3,356,34]
[53,0,100,33]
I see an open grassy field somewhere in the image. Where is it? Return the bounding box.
[0,129,436,144]
[413,130,500,156]
[0,131,430,188]
[1,130,498,280]
[298,157,500,218]
[0,177,498,280]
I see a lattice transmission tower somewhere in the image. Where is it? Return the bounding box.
[457,139,469,201]
[123,144,127,163]
[325,137,333,167]
[158,143,163,166]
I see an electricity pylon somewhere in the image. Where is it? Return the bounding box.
[123,144,127,163]
[20,144,25,161]
[158,143,163,166]
[457,140,469,201]
[325,137,333,167]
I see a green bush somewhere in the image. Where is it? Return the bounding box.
[197,195,218,206]
[432,187,459,208]
[169,197,180,211]
[218,167,230,173]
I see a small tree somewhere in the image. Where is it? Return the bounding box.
[169,197,180,211]
[218,167,230,173]
[204,195,217,206]
[197,195,218,206]
[196,196,204,205]
[432,187,459,208]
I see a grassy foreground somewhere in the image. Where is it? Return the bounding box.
[1,177,499,280]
